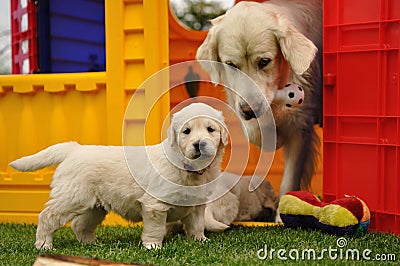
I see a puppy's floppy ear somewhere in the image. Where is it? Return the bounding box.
[263,195,277,211]
[167,120,177,148]
[196,16,224,85]
[219,122,229,146]
[261,182,278,212]
[273,15,318,75]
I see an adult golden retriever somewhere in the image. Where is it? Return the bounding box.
[196,0,322,218]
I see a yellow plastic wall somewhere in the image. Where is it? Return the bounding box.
[0,0,169,225]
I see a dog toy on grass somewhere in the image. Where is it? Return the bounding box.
[279,191,370,236]
[275,84,305,108]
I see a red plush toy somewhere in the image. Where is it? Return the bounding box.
[279,191,370,237]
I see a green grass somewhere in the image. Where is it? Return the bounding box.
[0,223,399,265]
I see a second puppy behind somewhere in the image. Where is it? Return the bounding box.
[167,173,276,234]
[205,173,277,232]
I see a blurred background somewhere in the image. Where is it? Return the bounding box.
[170,0,234,30]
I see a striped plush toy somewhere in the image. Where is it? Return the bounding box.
[279,191,370,237]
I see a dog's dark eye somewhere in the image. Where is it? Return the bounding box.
[226,61,239,70]
[207,127,215,133]
[258,58,271,69]
[183,128,191,135]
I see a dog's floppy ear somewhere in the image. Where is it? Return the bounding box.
[196,16,224,85]
[219,122,229,146]
[273,15,317,75]
[167,120,177,148]
[263,195,277,211]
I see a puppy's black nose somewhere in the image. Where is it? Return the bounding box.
[193,140,206,151]
[193,141,200,151]
[240,102,262,120]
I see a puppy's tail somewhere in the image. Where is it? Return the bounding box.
[9,141,80,172]
[204,206,230,232]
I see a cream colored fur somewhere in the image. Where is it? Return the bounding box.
[10,103,228,250]
[205,174,276,232]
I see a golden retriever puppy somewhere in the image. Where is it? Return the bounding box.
[10,103,228,250]
[205,174,276,232]
[196,1,322,216]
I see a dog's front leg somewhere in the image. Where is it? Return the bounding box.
[141,205,167,249]
[277,125,319,222]
[279,137,302,199]
[181,205,207,241]
[275,135,302,222]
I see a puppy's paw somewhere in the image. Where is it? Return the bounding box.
[35,240,53,250]
[142,242,162,250]
[193,235,209,242]
[76,234,96,244]
[275,211,283,223]
[205,222,229,232]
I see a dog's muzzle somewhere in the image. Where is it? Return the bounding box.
[192,140,208,159]
[239,102,264,120]
[183,139,216,174]
[191,138,215,159]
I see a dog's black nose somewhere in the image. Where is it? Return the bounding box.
[193,140,206,151]
[193,141,200,151]
[240,102,262,120]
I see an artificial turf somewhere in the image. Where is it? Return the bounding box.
[0,223,399,265]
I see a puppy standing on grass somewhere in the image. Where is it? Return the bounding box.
[196,0,322,212]
[10,103,228,250]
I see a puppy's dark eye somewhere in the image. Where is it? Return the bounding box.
[183,128,191,135]
[258,58,271,69]
[207,127,215,133]
[226,61,239,70]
